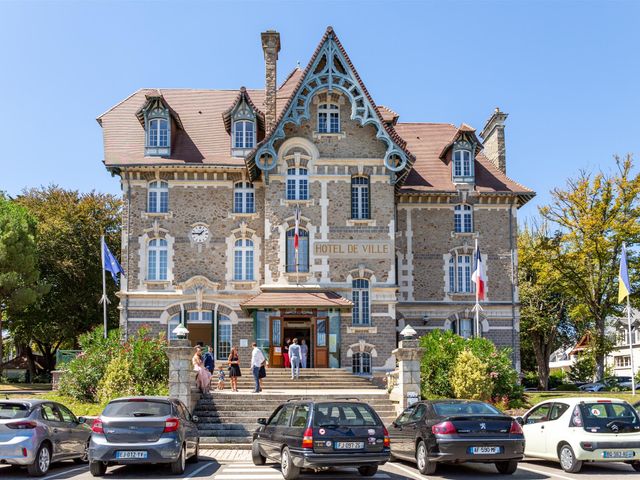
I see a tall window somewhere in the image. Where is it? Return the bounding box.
[286,228,309,272]
[234,121,254,149]
[448,254,472,293]
[168,314,181,340]
[147,238,168,281]
[148,118,169,147]
[451,318,474,339]
[318,103,340,133]
[351,176,370,219]
[453,149,472,178]
[234,239,254,281]
[234,181,255,213]
[352,352,371,374]
[148,181,169,213]
[286,167,308,200]
[352,279,370,325]
[454,205,473,233]
[217,314,232,360]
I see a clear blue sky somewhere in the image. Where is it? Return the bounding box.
[1,0,638,220]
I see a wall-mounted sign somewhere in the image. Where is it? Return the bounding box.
[313,240,392,258]
[239,339,248,347]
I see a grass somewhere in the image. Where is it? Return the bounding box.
[524,391,638,408]
[1,389,104,417]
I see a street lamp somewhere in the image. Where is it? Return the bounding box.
[172,323,189,340]
[400,324,417,340]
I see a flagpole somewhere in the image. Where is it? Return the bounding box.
[474,238,480,338]
[628,294,636,395]
[101,235,108,339]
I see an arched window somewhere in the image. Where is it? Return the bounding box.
[148,181,169,213]
[147,238,168,281]
[351,176,370,219]
[450,318,474,339]
[449,254,472,293]
[352,279,370,325]
[286,228,309,273]
[454,204,473,233]
[234,181,255,213]
[352,352,371,374]
[234,239,254,281]
[234,120,254,149]
[318,103,340,133]
[286,167,308,200]
[148,118,169,147]
[453,149,473,178]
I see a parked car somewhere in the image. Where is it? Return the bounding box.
[520,397,640,472]
[388,400,524,475]
[88,396,199,476]
[579,376,632,392]
[252,399,390,479]
[0,399,91,476]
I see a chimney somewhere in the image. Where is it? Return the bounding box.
[480,107,508,174]
[261,30,281,134]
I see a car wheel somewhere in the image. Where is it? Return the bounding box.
[559,444,582,473]
[358,465,378,477]
[416,440,437,475]
[89,461,107,477]
[187,440,199,464]
[170,445,186,475]
[27,443,52,477]
[74,441,90,464]
[631,462,640,472]
[495,460,518,474]
[252,441,266,466]
[281,447,300,480]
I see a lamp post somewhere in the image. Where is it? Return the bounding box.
[400,324,417,341]
[172,323,189,341]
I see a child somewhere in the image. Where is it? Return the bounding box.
[217,366,226,390]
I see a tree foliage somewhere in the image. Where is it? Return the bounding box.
[450,349,492,401]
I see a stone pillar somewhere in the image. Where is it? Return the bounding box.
[392,338,424,413]
[261,30,281,134]
[479,107,508,174]
[165,339,195,409]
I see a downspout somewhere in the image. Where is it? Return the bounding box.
[124,173,132,342]
[213,303,219,361]
[509,202,517,371]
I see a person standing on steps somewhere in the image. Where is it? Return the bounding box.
[300,339,308,369]
[251,342,266,393]
[227,346,241,392]
[203,346,214,374]
[283,338,291,368]
[289,338,302,380]
[192,346,212,393]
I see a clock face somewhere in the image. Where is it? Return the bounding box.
[191,225,209,243]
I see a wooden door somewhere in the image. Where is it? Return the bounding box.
[269,317,283,368]
[314,316,329,368]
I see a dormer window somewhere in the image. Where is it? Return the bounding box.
[138,95,176,158]
[318,103,340,133]
[453,149,472,178]
[234,121,255,149]
[148,118,169,148]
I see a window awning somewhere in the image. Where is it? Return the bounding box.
[241,290,352,310]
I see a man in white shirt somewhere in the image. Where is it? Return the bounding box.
[251,342,266,393]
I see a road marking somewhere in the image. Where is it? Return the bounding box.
[215,475,283,480]
[385,463,423,479]
[518,465,576,480]
[184,461,215,478]
[42,466,88,480]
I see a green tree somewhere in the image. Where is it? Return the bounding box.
[518,223,575,390]
[540,154,640,380]
[0,194,42,369]
[450,349,492,401]
[10,186,121,372]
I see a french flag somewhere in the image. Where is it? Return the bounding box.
[294,205,301,250]
[471,241,485,301]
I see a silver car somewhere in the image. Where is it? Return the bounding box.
[88,396,199,476]
[0,399,91,476]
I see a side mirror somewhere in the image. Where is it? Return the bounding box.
[78,417,86,424]
[257,418,267,425]
[192,415,199,423]
[515,416,524,426]
[392,421,398,428]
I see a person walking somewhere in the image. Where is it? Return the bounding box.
[203,346,214,374]
[300,339,308,369]
[283,338,291,368]
[192,346,212,393]
[227,346,241,392]
[251,342,266,393]
[289,338,302,380]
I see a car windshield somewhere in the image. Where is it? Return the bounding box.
[313,403,378,427]
[102,400,171,417]
[433,401,501,416]
[579,402,639,431]
[0,403,29,419]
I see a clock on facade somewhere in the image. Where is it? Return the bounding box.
[191,225,209,243]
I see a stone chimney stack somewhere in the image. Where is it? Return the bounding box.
[261,30,281,134]
[480,107,508,174]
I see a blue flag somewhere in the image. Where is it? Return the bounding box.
[102,237,125,285]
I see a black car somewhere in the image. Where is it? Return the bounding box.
[388,400,524,475]
[252,400,390,479]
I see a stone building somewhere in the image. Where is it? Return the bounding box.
[98,27,534,373]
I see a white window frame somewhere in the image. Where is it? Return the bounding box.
[147,180,169,213]
[286,228,309,273]
[234,238,254,281]
[318,103,340,133]
[352,279,370,325]
[233,181,255,214]
[286,167,309,200]
[351,176,370,219]
[147,238,168,281]
[451,318,474,339]
[448,254,473,293]
[615,355,631,368]
[453,149,473,179]
[233,120,255,149]
[454,204,473,233]
[216,314,232,361]
[148,118,169,147]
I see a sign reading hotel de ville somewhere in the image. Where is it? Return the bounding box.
[313,240,392,258]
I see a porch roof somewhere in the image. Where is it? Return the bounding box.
[240,290,352,310]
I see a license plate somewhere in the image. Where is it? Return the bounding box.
[116,451,148,459]
[335,441,364,450]
[603,450,635,459]
[469,446,501,455]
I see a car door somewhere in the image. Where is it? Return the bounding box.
[405,403,428,460]
[286,404,310,452]
[56,403,86,457]
[177,401,199,457]
[40,403,68,459]
[543,402,570,457]
[272,404,295,461]
[389,405,415,459]
[522,403,552,457]
[259,406,283,459]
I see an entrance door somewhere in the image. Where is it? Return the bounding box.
[314,316,329,368]
[269,317,283,368]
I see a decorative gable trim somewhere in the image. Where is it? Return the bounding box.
[222,87,265,134]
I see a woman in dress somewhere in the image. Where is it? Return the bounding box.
[192,346,212,393]
[283,338,291,369]
[228,346,241,392]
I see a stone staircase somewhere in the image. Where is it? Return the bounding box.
[194,368,397,447]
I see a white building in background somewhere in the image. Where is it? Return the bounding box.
[606,309,640,378]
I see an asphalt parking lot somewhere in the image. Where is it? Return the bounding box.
[2,456,640,480]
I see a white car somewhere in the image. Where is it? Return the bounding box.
[519,397,640,473]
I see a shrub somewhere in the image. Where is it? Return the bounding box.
[450,349,492,401]
[555,383,579,391]
[549,369,566,389]
[97,353,136,404]
[568,354,595,384]
[522,371,539,389]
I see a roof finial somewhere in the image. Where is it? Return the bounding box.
[296,61,301,68]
